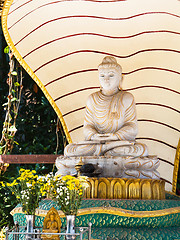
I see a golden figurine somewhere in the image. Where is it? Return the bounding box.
[42,207,61,240]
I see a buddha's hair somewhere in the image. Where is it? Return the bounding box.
[98,56,122,72]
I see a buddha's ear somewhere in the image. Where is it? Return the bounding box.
[119,74,124,90]
[122,74,124,83]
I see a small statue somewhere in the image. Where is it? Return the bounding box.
[46,214,58,231]
[42,207,61,240]
[56,57,160,179]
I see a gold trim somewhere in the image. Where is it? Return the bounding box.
[85,178,165,200]
[11,206,180,218]
[172,138,180,193]
[1,0,72,143]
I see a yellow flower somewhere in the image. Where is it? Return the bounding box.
[54,174,61,179]
[62,175,74,181]
[6,179,18,187]
[0,227,6,240]
[67,183,74,191]
[19,168,25,172]
[6,182,13,187]
[0,181,5,187]
[12,180,18,186]
[17,176,25,181]
[31,181,36,186]
[73,178,80,186]
[37,179,42,183]
[20,172,26,178]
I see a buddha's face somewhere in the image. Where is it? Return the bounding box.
[99,68,122,91]
[50,214,55,221]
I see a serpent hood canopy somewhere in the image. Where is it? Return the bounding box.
[1,0,180,191]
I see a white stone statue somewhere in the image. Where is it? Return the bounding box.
[56,57,160,179]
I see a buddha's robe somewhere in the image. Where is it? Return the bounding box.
[64,90,148,157]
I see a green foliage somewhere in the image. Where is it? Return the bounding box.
[49,175,88,215]
[0,23,66,229]
[0,23,66,156]
[4,168,49,215]
[0,54,23,154]
[0,165,19,229]
[3,46,9,54]
[11,70,66,155]
[0,164,54,229]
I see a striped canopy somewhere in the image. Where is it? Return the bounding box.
[2,0,180,191]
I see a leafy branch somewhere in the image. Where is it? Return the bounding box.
[0,48,23,155]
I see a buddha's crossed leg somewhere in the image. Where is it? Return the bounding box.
[65,141,148,157]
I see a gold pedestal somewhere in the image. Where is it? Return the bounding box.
[85,178,165,200]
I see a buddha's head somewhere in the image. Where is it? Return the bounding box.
[50,214,55,221]
[98,56,122,93]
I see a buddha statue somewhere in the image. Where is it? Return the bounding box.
[42,207,61,240]
[46,214,58,231]
[65,56,147,158]
[56,57,160,179]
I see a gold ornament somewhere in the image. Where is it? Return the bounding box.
[84,178,165,200]
[42,207,61,240]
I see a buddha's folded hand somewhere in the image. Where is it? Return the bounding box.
[91,133,119,142]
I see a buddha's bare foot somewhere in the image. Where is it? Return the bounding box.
[102,140,134,153]
[105,142,148,157]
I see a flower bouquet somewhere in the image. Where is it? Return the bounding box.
[0,168,49,235]
[46,174,89,239]
[50,174,88,215]
[3,168,46,215]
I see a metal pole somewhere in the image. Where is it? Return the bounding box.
[14,221,19,240]
[79,228,83,240]
[5,226,9,240]
[88,222,92,240]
